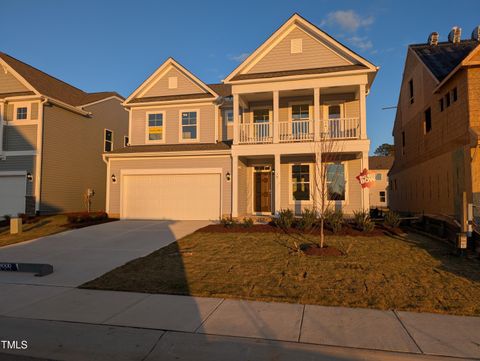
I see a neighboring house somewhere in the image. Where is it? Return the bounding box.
[389,27,480,222]
[104,14,378,220]
[0,52,128,216]
[369,156,393,209]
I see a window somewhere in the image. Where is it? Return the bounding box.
[452,87,458,102]
[445,93,450,107]
[291,104,310,120]
[402,131,405,155]
[124,136,129,147]
[380,191,386,203]
[253,109,270,123]
[290,38,303,54]
[224,109,233,124]
[424,107,432,133]
[181,111,198,140]
[328,104,341,119]
[16,107,28,120]
[375,173,382,181]
[104,129,113,152]
[327,163,346,201]
[408,79,414,104]
[168,77,178,89]
[148,113,164,141]
[291,164,310,201]
[439,98,444,112]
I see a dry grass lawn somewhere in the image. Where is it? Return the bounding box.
[82,230,480,316]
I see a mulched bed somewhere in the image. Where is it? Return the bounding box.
[64,218,117,229]
[302,244,344,257]
[196,223,388,237]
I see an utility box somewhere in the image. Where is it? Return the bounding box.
[10,217,22,235]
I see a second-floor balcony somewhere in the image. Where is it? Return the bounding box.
[238,118,360,144]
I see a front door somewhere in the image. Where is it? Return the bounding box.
[254,171,272,213]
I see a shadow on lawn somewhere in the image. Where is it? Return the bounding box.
[391,231,480,284]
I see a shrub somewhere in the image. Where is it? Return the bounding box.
[353,210,375,232]
[220,216,237,228]
[297,208,317,231]
[242,217,254,228]
[274,209,294,229]
[324,209,344,233]
[384,211,401,228]
[67,212,108,224]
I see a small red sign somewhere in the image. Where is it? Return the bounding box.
[356,168,375,189]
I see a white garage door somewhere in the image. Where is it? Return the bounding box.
[0,175,26,217]
[121,173,221,220]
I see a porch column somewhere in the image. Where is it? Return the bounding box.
[273,90,279,143]
[359,84,367,139]
[233,93,239,144]
[274,153,281,214]
[361,152,370,211]
[232,155,239,217]
[313,88,320,141]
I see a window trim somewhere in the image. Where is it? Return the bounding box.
[323,101,345,119]
[145,111,166,144]
[104,129,113,152]
[379,191,386,203]
[178,109,200,143]
[224,108,234,125]
[12,102,32,122]
[288,100,312,122]
[251,105,272,123]
[289,163,313,204]
[325,162,348,203]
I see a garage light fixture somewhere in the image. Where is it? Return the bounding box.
[111,174,117,183]
[26,172,33,182]
[226,172,231,182]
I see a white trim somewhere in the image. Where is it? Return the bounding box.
[127,108,132,145]
[105,157,111,213]
[289,163,313,204]
[325,161,349,205]
[288,100,312,122]
[4,120,38,126]
[3,150,36,156]
[0,58,40,95]
[80,96,125,108]
[105,151,231,160]
[104,129,114,152]
[323,101,345,119]
[108,154,230,161]
[145,111,166,144]
[13,102,31,121]
[0,170,27,176]
[126,99,215,109]
[34,98,47,211]
[214,104,219,142]
[178,109,200,143]
[125,58,219,104]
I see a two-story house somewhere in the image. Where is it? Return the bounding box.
[368,156,393,209]
[104,14,378,220]
[0,52,129,216]
[389,27,480,223]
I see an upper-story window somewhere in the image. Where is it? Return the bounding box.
[408,79,414,104]
[16,107,28,120]
[452,87,458,102]
[291,104,310,121]
[181,111,198,141]
[147,113,164,142]
[424,107,432,134]
[327,163,346,201]
[328,104,341,119]
[445,93,451,108]
[439,98,444,112]
[104,129,113,152]
[375,173,382,181]
[224,109,233,124]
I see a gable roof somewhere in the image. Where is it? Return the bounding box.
[224,13,377,83]
[125,58,220,105]
[0,52,124,107]
[369,156,394,170]
[410,40,480,82]
[207,83,232,97]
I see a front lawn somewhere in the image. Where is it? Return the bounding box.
[0,213,115,248]
[82,228,480,316]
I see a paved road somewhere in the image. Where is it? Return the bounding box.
[0,220,209,287]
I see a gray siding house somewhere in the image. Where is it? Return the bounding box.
[0,52,128,216]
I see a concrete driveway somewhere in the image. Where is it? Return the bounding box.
[0,220,209,287]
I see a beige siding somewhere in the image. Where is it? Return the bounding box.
[369,169,389,208]
[219,107,233,141]
[142,67,206,98]
[130,103,216,145]
[31,103,38,120]
[237,158,248,215]
[248,27,352,74]
[108,156,232,216]
[0,69,29,94]
[5,104,13,122]
[2,125,37,151]
[41,99,128,213]
[0,155,35,196]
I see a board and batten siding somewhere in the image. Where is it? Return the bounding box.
[2,125,37,151]
[0,69,30,94]
[142,67,207,98]
[247,27,352,74]
[130,103,216,145]
[0,155,35,196]
[108,156,232,217]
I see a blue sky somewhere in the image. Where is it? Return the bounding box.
[1,0,479,153]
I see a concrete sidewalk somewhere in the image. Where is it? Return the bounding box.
[1,286,479,360]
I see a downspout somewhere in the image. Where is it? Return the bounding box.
[35,97,48,213]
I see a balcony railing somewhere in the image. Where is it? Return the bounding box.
[237,118,360,144]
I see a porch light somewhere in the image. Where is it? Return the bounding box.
[111,174,117,183]
[26,172,33,182]
[226,172,231,182]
